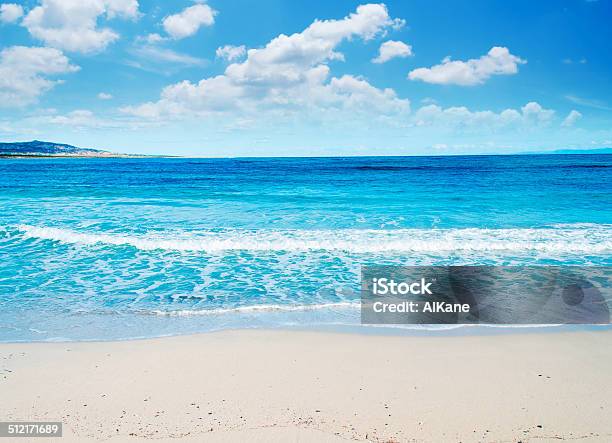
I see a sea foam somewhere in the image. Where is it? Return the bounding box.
[144,301,360,316]
[15,224,612,254]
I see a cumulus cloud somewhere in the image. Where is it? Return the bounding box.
[520,101,555,124]
[97,92,112,100]
[372,40,412,63]
[0,46,79,107]
[22,0,140,53]
[562,110,582,127]
[162,4,216,40]
[408,46,526,86]
[0,3,23,23]
[216,44,246,62]
[413,101,554,129]
[324,74,408,115]
[123,4,409,120]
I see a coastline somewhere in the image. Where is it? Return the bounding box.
[0,154,175,159]
[2,329,611,442]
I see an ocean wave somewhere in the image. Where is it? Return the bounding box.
[142,302,360,317]
[14,224,612,254]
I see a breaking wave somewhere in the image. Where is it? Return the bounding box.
[142,302,360,317]
[14,223,612,254]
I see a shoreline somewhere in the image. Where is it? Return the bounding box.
[2,328,611,442]
[3,322,612,345]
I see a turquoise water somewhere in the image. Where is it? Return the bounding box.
[0,155,610,341]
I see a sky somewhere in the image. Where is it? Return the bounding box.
[0,0,611,156]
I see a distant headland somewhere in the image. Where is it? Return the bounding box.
[1,140,610,158]
[0,140,162,158]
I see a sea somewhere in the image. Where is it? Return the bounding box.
[0,155,610,341]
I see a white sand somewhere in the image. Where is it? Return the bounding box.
[1,329,611,442]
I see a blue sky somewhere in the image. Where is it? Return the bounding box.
[0,0,611,156]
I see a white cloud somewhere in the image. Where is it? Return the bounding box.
[130,32,206,73]
[520,101,555,123]
[130,44,206,67]
[139,32,166,44]
[408,46,526,86]
[0,46,79,107]
[413,101,554,129]
[47,109,97,126]
[372,40,412,63]
[22,0,140,53]
[104,0,139,18]
[0,3,23,23]
[41,109,132,129]
[391,17,406,30]
[216,45,246,62]
[98,92,113,100]
[124,4,408,120]
[565,94,612,111]
[324,74,408,115]
[162,4,216,40]
[22,108,155,131]
[562,110,582,127]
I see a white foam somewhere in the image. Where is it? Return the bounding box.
[15,224,612,254]
[144,301,360,316]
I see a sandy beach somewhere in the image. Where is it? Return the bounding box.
[0,329,611,442]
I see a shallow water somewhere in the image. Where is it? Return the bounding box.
[1,155,610,341]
